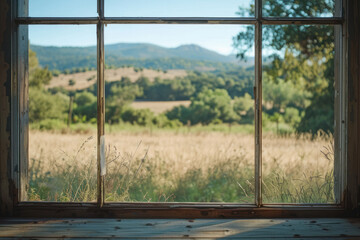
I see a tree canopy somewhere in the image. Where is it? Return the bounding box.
[233,0,335,135]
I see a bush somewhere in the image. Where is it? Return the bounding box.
[29,88,68,122]
[121,108,154,126]
[75,91,96,106]
[284,107,301,127]
[31,119,67,131]
[152,114,182,128]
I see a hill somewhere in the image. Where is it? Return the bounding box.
[30,43,253,71]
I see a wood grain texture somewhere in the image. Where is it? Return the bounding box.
[13,203,345,218]
[0,218,359,239]
[0,0,14,217]
[346,0,360,216]
[15,17,343,25]
[18,0,29,202]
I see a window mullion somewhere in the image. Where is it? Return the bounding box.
[255,0,263,207]
[334,0,346,205]
[97,0,105,208]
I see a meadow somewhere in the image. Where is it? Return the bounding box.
[28,125,334,204]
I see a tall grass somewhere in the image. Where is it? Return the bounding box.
[28,129,334,203]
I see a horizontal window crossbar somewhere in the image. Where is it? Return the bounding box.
[15,17,343,25]
[18,202,342,208]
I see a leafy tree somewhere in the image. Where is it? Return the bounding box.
[190,89,238,125]
[233,93,253,114]
[121,108,154,126]
[72,91,97,121]
[68,79,76,86]
[29,67,52,88]
[167,89,238,125]
[233,93,254,124]
[29,88,68,122]
[29,48,53,88]
[166,105,192,125]
[74,91,96,106]
[284,107,301,127]
[29,48,67,123]
[262,75,309,112]
[106,79,142,123]
[234,1,335,134]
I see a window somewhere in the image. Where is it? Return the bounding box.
[7,0,351,217]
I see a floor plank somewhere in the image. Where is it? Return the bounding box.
[0,218,359,239]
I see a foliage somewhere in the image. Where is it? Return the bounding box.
[29,88,68,122]
[167,89,238,125]
[233,93,254,124]
[29,49,52,88]
[68,79,76,86]
[30,43,241,72]
[234,1,335,135]
[141,77,195,101]
[106,78,143,123]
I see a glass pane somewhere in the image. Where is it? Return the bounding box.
[261,25,335,203]
[28,25,97,202]
[262,0,336,17]
[29,0,97,17]
[104,25,255,203]
[105,0,254,17]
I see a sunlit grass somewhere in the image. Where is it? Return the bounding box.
[28,127,334,203]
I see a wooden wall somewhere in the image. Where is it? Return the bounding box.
[0,0,14,217]
[346,0,360,216]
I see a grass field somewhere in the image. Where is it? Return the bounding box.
[28,126,334,204]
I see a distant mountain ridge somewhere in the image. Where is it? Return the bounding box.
[30,43,253,71]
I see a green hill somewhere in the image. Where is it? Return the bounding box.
[30,43,253,71]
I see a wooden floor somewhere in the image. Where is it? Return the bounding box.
[1,218,360,239]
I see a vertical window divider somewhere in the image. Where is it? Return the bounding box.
[97,0,105,208]
[255,0,263,207]
[334,0,347,205]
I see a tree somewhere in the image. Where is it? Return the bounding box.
[29,88,68,122]
[167,89,238,125]
[106,81,142,123]
[29,48,68,123]
[29,48,53,88]
[233,1,335,134]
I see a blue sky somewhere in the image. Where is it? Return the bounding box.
[29,0,254,55]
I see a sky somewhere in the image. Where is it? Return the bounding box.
[28,0,254,56]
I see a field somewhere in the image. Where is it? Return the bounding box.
[48,67,188,91]
[28,127,334,204]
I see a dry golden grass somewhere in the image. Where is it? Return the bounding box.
[28,129,334,203]
[131,100,191,114]
[48,67,187,91]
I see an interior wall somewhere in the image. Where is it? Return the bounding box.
[346,0,360,216]
[0,0,14,217]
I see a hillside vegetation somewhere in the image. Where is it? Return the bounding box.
[31,43,252,72]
